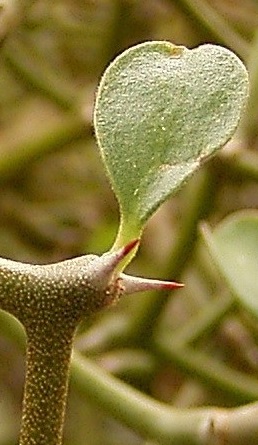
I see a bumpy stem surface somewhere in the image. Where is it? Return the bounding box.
[0,253,123,445]
[20,330,75,445]
[0,241,181,445]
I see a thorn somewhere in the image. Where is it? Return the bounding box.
[121,274,184,295]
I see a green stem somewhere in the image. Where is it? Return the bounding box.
[4,36,78,110]
[98,348,158,380]
[19,330,75,445]
[71,352,212,445]
[0,242,138,445]
[155,337,258,403]
[71,352,258,445]
[175,0,249,60]
[170,293,234,347]
[111,217,142,271]
[150,292,258,403]
[4,312,258,443]
[239,29,258,143]
[0,114,88,180]
[75,313,131,354]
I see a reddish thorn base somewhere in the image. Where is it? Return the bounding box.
[120,239,140,258]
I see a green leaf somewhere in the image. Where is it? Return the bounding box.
[94,41,249,246]
[203,211,258,319]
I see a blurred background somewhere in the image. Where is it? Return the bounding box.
[1,1,258,444]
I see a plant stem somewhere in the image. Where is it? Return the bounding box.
[0,242,138,445]
[98,348,158,380]
[4,311,258,443]
[170,293,234,347]
[155,337,258,403]
[0,113,88,181]
[75,313,131,354]
[4,36,78,110]
[71,352,212,445]
[19,329,75,445]
[72,352,258,445]
[239,28,258,143]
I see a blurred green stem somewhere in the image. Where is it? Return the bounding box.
[152,294,258,403]
[72,352,258,445]
[0,113,89,180]
[3,306,258,441]
[97,348,158,380]
[170,293,234,347]
[239,29,258,143]
[155,338,258,403]
[75,314,131,354]
[71,351,212,445]
[4,36,78,110]
[175,0,249,60]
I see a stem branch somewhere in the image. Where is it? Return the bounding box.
[155,337,258,403]
[71,352,211,445]
[72,352,258,445]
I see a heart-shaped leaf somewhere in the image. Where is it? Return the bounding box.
[94,41,248,247]
[203,211,258,319]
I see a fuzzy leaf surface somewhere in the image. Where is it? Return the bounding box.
[203,211,258,319]
[94,41,249,243]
